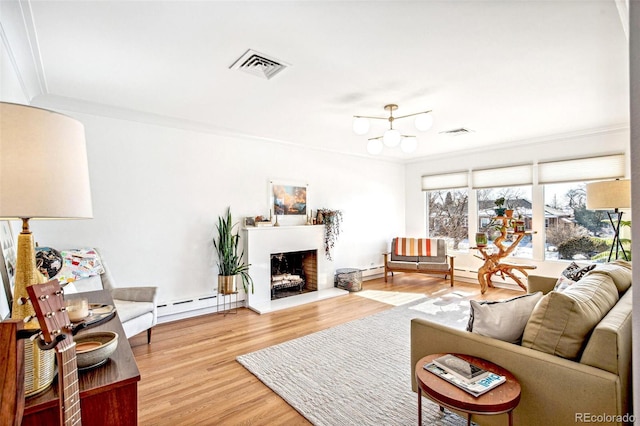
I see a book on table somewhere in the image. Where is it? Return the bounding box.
[433,354,492,383]
[424,356,506,397]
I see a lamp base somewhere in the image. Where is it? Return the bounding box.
[606,210,629,262]
[10,224,55,396]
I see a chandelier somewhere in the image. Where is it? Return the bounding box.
[352,104,433,154]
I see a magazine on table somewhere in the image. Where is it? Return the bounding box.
[424,362,506,397]
[433,354,492,383]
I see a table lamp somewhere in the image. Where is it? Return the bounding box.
[586,179,631,261]
[0,102,93,395]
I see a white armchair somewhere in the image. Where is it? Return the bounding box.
[61,251,158,343]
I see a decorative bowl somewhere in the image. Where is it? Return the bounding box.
[74,331,119,369]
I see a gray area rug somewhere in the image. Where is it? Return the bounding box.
[237,292,473,425]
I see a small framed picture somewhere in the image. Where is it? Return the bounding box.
[244,217,256,227]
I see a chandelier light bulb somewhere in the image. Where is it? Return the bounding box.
[415,113,433,131]
[400,136,418,153]
[352,117,370,135]
[383,129,401,147]
[367,139,383,155]
[354,104,434,154]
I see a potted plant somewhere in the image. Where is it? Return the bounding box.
[214,207,253,294]
[317,208,343,260]
[494,197,506,217]
[475,231,488,247]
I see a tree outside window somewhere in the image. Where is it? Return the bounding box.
[427,189,468,251]
[544,183,614,261]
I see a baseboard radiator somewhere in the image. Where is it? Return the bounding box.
[157,292,241,323]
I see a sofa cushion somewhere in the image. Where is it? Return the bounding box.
[580,288,633,374]
[386,261,418,270]
[522,272,619,359]
[416,262,450,272]
[417,239,447,264]
[589,260,632,294]
[553,262,594,291]
[390,239,418,262]
[467,292,542,344]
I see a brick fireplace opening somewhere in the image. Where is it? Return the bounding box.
[270,249,318,300]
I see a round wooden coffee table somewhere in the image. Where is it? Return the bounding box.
[415,353,521,426]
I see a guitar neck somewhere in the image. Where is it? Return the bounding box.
[25,280,82,426]
[58,343,81,426]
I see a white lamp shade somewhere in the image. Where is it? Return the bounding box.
[586,179,631,210]
[414,113,433,131]
[0,102,93,219]
[352,117,370,135]
[400,136,418,153]
[382,129,401,147]
[366,139,383,155]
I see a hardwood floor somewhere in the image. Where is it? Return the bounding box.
[130,274,520,425]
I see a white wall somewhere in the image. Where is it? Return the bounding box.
[405,129,630,279]
[26,112,406,306]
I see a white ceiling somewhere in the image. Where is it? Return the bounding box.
[1,0,630,162]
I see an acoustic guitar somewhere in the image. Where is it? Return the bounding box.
[26,280,82,426]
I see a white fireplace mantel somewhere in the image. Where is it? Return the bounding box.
[243,225,347,314]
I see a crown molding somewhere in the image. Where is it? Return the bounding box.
[0,0,47,101]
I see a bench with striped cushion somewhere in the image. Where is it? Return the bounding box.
[384,238,454,286]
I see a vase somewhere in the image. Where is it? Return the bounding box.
[218,275,237,295]
[475,232,488,247]
[494,208,506,217]
[505,209,514,218]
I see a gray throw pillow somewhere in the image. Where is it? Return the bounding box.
[467,292,543,344]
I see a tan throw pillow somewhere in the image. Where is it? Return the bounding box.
[467,292,543,344]
[522,273,619,359]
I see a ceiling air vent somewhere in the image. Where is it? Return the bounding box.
[229,49,289,80]
[439,127,474,136]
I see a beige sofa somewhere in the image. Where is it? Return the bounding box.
[411,264,632,426]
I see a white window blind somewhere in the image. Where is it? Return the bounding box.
[421,171,468,191]
[538,154,626,184]
[471,164,533,189]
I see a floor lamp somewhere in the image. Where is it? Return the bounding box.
[586,179,631,262]
[0,102,93,396]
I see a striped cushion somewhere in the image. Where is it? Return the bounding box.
[394,238,439,257]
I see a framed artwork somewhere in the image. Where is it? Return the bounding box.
[244,216,256,227]
[0,221,16,316]
[270,181,308,216]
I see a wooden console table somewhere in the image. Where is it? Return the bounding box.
[473,217,536,294]
[22,290,140,425]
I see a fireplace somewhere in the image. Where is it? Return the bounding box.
[243,225,347,314]
[270,250,318,300]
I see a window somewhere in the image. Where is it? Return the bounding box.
[477,186,533,258]
[544,183,614,261]
[427,189,469,251]
[539,155,625,262]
